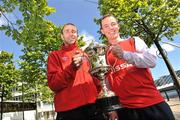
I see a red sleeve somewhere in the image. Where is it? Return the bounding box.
[47,52,76,92]
[92,76,102,93]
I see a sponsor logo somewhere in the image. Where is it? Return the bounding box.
[60,56,69,61]
[113,63,133,72]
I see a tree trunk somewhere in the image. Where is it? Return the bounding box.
[22,82,25,120]
[36,101,38,120]
[35,92,38,120]
[154,40,180,90]
[0,85,4,120]
[52,102,55,120]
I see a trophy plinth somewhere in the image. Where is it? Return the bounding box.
[85,43,122,112]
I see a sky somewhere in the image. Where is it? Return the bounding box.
[0,0,180,80]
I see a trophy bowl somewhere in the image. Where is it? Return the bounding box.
[85,43,122,113]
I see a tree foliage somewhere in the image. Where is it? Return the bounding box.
[0,51,18,100]
[0,0,86,104]
[98,0,180,46]
[0,0,59,103]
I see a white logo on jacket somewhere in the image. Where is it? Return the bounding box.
[60,57,69,61]
[113,63,133,73]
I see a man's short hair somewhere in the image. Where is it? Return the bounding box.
[100,14,118,29]
[61,23,77,34]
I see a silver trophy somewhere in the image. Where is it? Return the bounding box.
[85,43,121,112]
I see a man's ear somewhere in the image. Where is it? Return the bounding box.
[100,29,104,35]
[61,34,64,40]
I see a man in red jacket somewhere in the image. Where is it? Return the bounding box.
[99,14,175,120]
[47,23,103,120]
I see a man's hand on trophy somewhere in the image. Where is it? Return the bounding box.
[111,44,124,59]
[72,51,83,68]
[108,111,119,120]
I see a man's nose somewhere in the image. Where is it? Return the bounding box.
[70,33,75,37]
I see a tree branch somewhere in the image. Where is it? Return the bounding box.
[155,20,165,41]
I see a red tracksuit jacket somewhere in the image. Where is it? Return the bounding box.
[106,38,164,108]
[47,43,100,112]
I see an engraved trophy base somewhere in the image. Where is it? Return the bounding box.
[96,96,121,112]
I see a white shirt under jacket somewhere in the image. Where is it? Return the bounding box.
[123,37,157,68]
